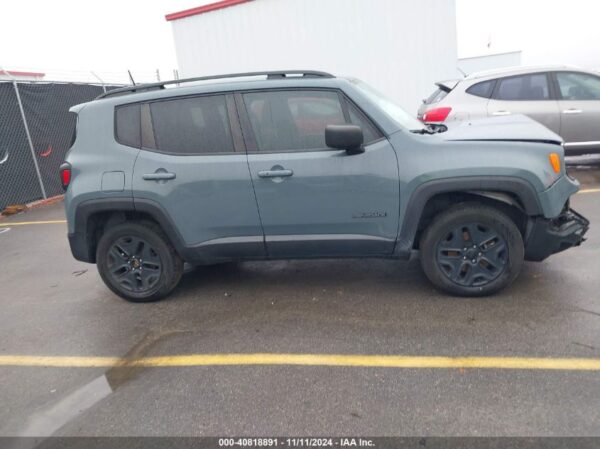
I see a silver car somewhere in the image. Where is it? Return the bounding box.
[418,65,600,155]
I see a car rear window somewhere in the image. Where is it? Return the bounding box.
[424,88,448,105]
[466,80,495,98]
[115,104,141,148]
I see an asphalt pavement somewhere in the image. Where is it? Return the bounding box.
[0,169,599,437]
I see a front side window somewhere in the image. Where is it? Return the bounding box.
[147,95,233,154]
[243,90,352,151]
[495,73,550,101]
[556,72,600,100]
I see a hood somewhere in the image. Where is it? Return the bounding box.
[441,114,563,145]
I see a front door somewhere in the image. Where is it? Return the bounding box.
[238,89,399,258]
[131,94,264,262]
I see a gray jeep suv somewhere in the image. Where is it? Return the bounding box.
[61,70,588,302]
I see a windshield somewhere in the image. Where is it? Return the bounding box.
[347,78,426,131]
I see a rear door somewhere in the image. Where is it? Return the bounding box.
[238,89,399,258]
[553,71,600,152]
[487,72,561,133]
[131,93,265,260]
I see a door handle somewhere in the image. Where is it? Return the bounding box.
[142,172,176,181]
[258,169,293,178]
[563,108,583,114]
[492,110,511,116]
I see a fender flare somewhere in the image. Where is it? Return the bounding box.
[69,197,187,263]
[394,176,543,258]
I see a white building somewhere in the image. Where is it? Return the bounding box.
[166,0,459,112]
[458,51,522,76]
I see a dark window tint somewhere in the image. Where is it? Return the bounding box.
[347,101,382,144]
[243,90,381,151]
[115,104,141,148]
[466,80,495,98]
[556,72,600,100]
[495,74,550,101]
[148,95,233,154]
[424,88,449,105]
[243,90,346,151]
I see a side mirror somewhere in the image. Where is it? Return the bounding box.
[325,125,364,155]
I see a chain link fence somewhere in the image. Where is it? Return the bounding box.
[0,69,174,210]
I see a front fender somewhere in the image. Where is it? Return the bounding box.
[394,176,544,259]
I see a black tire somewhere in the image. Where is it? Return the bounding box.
[96,221,184,302]
[419,202,524,297]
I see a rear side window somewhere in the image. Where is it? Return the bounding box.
[115,104,141,148]
[424,88,448,105]
[147,95,233,154]
[495,74,550,101]
[466,80,495,98]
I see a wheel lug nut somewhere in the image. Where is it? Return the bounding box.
[472,259,476,263]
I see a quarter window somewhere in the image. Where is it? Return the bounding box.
[243,90,380,152]
[495,74,550,101]
[556,72,600,100]
[115,104,141,148]
[466,80,495,98]
[147,95,233,154]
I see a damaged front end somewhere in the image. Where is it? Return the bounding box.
[525,206,589,262]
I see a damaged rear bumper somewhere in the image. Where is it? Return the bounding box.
[525,208,589,262]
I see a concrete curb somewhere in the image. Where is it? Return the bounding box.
[0,194,64,220]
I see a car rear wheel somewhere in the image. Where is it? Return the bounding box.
[96,222,183,302]
[419,203,524,296]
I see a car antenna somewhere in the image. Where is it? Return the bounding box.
[128,70,136,86]
[456,67,468,78]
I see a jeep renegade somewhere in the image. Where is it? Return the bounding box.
[61,70,589,302]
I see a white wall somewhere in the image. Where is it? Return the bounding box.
[170,0,458,113]
[458,51,522,76]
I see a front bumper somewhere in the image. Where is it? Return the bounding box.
[525,208,589,261]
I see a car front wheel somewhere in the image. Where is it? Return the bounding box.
[419,203,524,296]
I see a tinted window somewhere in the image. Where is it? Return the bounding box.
[244,90,380,151]
[495,74,550,101]
[466,80,495,98]
[424,88,448,104]
[115,104,141,148]
[347,101,381,144]
[148,95,233,154]
[556,72,600,100]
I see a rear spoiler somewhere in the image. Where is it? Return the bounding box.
[435,79,460,92]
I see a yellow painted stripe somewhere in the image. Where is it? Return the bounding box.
[578,188,600,194]
[1,354,600,371]
[0,220,66,227]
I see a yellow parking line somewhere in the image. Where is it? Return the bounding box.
[579,188,600,194]
[1,354,600,371]
[0,220,66,227]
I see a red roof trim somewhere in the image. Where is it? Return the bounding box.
[165,0,253,21]
[0,70,45,77]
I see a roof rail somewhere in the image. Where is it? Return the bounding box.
[96,70,335,99]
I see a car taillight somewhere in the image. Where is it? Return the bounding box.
[422,107,452,123]
[60,162,71,190]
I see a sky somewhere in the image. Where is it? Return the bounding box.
[2,0,600,82]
